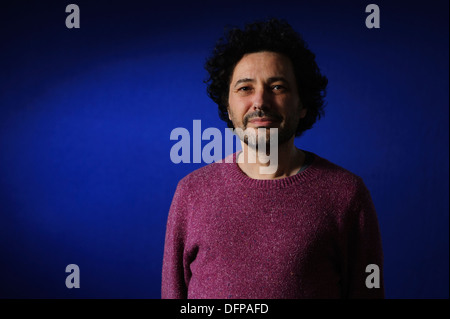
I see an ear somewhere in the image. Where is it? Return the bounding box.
[299,107,307,119]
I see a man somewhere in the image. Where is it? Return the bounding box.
[162,18,384,299]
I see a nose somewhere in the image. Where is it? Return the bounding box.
[252,87,271,110]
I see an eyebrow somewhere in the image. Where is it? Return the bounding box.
[267,76,289,84]
[233,77,290,88]
[233,78,254,88]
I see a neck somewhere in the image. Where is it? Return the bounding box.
[237,136,305,180]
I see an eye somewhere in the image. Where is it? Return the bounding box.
[236,86,253,95]
[272,84,285,91]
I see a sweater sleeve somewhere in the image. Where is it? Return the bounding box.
[341,177,385,299]
[161,180,189,299]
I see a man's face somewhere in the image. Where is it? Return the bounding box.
[227,51,306,148]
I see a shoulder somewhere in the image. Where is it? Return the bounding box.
[312,153,364,184]
[309,153,369,200]
[310,153,376,216]
[177,159,230,191]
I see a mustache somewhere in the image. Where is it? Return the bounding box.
[243,109,283,126]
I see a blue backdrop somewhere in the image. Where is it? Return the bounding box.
[0,0,448,299]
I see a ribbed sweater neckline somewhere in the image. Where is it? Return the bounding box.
[223,151,322,189]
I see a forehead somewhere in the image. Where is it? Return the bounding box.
[231,51,295,81]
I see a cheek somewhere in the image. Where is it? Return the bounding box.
[277,96,297,113]
[287,95,303,115]
[227,92,235,120]
[228,96,250,118]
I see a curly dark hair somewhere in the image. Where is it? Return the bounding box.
[204,18,328,137]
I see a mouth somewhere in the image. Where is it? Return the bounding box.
[247,117,280,127]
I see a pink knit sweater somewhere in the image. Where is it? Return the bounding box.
[162,151,384,299]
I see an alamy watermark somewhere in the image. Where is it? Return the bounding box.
[365,4,380,29]
[65,264,80,288]
[65,4,80,29]
[170,120,279,174]
[365,264,381,289]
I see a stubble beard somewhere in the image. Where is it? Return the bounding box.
[229,108,300,152]
[235,118,297,152]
